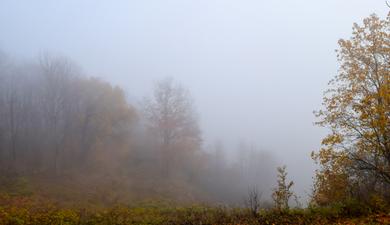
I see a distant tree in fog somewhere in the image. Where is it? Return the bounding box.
[143,77,201,175]
[39,54,80,173]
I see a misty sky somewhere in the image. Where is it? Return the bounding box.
[0,0,388,199]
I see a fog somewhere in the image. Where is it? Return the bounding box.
[0,1,388,204]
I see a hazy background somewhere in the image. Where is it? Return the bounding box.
[0,0,388,200]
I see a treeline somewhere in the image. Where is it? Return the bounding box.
[0,54,135,175]
[0,52,277,205]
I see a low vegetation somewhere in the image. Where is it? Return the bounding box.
[0,193,389,225]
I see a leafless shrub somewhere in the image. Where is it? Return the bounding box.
[245,186,262,217]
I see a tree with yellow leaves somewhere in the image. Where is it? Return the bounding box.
[312,13,390,205]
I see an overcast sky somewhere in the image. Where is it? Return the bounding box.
[0,0,388,199]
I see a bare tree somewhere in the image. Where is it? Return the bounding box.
[39,54,80,174]
[3,70,25,171]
